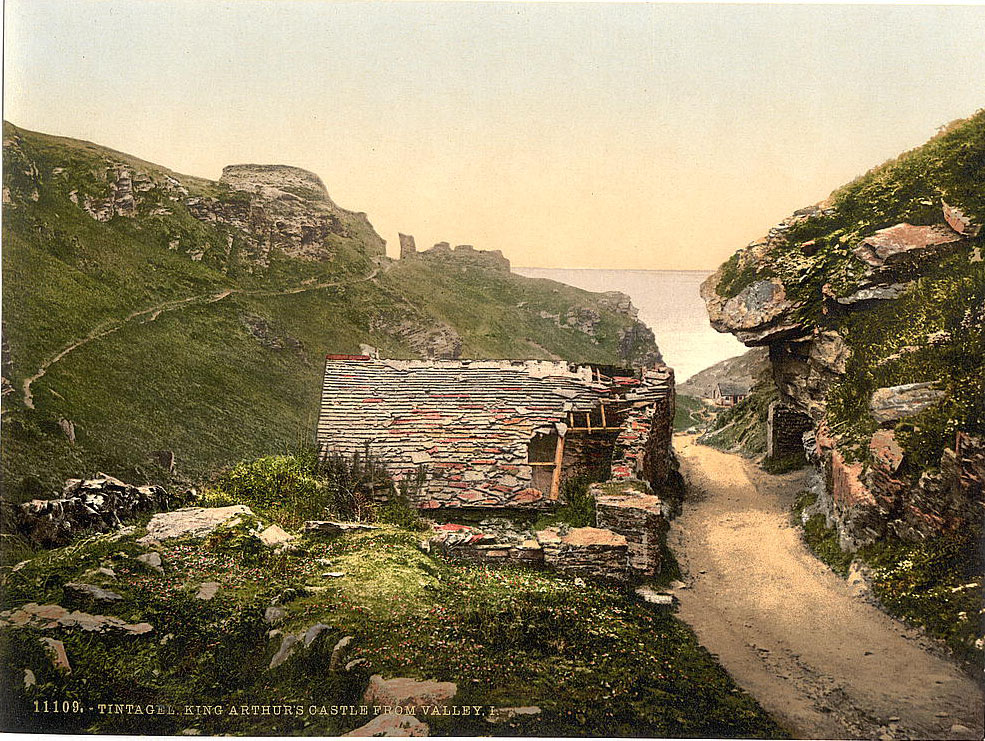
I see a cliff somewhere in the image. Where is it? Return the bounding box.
[700,111,984,550]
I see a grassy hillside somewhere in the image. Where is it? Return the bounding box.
[1,122,659,497]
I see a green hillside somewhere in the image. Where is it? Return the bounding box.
[1,122,659,497]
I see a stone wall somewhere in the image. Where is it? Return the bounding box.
[594,484,668,578]
[766,402,812,459]
[3,475,174,549]
[536,526,628,582]
[398,233,417,259]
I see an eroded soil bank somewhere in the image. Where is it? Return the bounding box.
[670,434,984,740]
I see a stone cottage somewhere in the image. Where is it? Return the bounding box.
[316,355,675,510]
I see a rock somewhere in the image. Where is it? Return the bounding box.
[23,668,36,687]
[13,474,171,549]
[949,724,975,737]
[343,714,428,737]
[345,658,370,672]
[136,552,164,573]
[40,637,71,673]
[303,623,332,648]
[0,603,152,635]
[836,284,907,305]
[362,675,458,709]
[486,706,541,724]
[870,382,945,424]
[303,521,379,537]
[63,582,124,604]
[269,633,300,670]
[942,201,981,237]
[264,606,287,626]
[669,580,687,590]
[870,430,904,472]
[854,223,963,268]
[635,586,675,605]
[258,524,293,547]
[329,635,355,671]
[139,505,254,544]
[701,276,803,345]
[195,582,220,601]
[322,572,345,579]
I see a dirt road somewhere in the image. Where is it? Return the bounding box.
[671,435,984,740]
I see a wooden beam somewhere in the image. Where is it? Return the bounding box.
[600,403,607,428]
[586,411,592,433]
[549,433,566,501]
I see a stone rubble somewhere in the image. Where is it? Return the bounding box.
[6,474,172,549]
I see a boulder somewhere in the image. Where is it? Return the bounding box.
[63,582,123,605]
[344,714,428,737]
[136,552,164,573]
[269,633,300,670]
[138,505,254,545]
[362,675,458,709]
[258,524,293,547]
[835,284,906,305]
[870,382,945,424]
[40,637,71,673]
[329,635,355,671]
[854,223,962,268]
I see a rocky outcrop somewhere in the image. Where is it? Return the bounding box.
[704,185,983,549]
[5,475,172,549]
[0,603,153,635]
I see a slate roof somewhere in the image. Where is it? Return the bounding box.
[716,381,750,397]
[317,358,669,508]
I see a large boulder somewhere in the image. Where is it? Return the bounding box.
[853,223,963,268]
[701,276,804,345]
[138,505,254,545]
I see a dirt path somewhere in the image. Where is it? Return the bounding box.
[671,434,984,740]
[18,267,381,409]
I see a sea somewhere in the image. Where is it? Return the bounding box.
[513,268,746,383]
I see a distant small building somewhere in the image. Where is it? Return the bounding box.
[713,381,750,407]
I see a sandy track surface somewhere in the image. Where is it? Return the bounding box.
[671,435,983,740]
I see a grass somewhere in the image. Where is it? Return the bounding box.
[674,394,709,432]
[0,516,786,737]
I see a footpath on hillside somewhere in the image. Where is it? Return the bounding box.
[670,435,984,740]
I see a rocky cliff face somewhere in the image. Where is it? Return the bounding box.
[701,112,985,550]
[2,127,385,272]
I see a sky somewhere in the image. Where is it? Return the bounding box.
[4,1,985,270]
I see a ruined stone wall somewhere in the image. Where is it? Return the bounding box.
[766,402,812,459]
[610,366,678,494]
[594,486,668,578]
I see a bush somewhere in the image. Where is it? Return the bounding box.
[203,448,396,529]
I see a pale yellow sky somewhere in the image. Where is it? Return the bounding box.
[4,1,985,269]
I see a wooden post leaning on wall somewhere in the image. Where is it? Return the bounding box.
[549,432,566,501]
